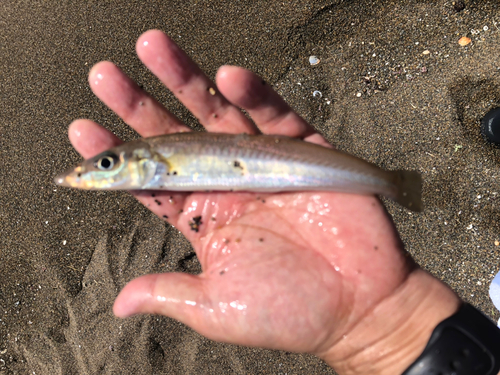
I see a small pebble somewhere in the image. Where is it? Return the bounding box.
[458,36,471,46]
[309,56,320,65]
[188,216,203,232]
[422,50,430,55]
[208,87,216,95]
[495,240,499,246]
[452,0,465,12]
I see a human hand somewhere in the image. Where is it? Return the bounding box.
[68,30,460,374]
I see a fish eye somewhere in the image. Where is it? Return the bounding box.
[94,154,118,170]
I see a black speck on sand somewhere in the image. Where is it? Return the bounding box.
[1,1,499,374]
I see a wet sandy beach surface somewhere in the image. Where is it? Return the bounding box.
[1,1,500,373]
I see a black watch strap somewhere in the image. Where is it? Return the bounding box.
[402,303,500,375]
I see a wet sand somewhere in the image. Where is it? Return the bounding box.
[1,0,499,373]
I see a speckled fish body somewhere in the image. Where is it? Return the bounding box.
[55,132,423,211]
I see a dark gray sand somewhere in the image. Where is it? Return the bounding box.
[1,0,500,373]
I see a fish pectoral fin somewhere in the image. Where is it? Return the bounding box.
[151,152,173,173]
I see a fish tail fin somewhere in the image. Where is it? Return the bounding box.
[391,170,423,212]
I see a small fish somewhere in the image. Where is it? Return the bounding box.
[55,132,423,211]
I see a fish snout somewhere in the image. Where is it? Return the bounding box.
[54,166,84,188]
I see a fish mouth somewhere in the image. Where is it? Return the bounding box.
[54,165,83,188]
[54,172,73,187]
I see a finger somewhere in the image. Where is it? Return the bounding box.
[114,273,198,318]
[88,61,189,138]
[136,30,258,134]
[216,66,330,146]
[114,273,220,338]
[69,119,122,158]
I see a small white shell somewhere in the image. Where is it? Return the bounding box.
[312,90,322,98]
[309,56,320,65]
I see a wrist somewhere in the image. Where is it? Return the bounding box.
[319,269,461,375]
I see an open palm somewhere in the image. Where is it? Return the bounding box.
[69,30,414,359]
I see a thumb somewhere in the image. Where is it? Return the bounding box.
[113,273,207,328]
